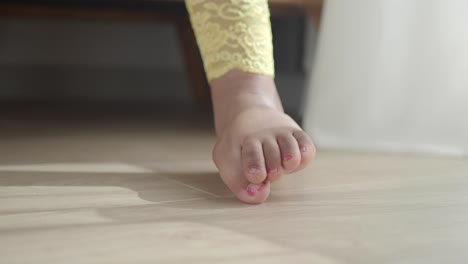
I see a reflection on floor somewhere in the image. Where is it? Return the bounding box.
[1,116,468,263]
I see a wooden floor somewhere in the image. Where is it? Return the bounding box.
[1,116,468,263]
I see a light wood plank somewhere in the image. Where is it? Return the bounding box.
[0,119,467,263]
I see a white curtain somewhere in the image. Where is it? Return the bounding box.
[303,0,468,156]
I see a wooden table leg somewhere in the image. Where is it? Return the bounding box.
[309,10,322,31]
[176,17,211,108]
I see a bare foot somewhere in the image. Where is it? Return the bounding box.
[211,70,315,204]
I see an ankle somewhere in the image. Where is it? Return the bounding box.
[211,70,281,104]
[210,70,283,134]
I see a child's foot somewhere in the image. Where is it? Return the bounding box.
[211,71,315,204]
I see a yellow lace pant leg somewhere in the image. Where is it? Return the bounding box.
[185,0,275,82]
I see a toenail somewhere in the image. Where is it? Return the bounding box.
[267,168,278,173]
[300,146,307,152]
[283,154,293,161]
[247,184,257,196]
[247,183,265,196]
[248,166,261,174]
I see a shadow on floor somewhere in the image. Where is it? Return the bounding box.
[0,170,230,205]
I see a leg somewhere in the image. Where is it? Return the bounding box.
[185,0,316,203]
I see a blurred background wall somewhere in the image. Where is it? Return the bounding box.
[0,16,316,119]
[304,0,468,156]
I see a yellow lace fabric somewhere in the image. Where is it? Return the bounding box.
[186,0,275,82]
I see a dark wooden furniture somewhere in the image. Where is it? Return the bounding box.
[0,0,323,107]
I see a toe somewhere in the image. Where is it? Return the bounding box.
[242,136,267,184]
[277,133,301,172]
[215,140,270,204]
[220,170,271,204]
[236,180,271,204]
[293,130,316,170]
[262,138,283,181]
